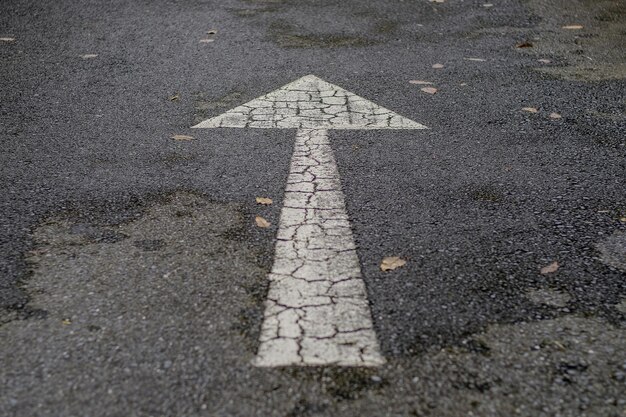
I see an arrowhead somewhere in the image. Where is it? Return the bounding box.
[192,75,428,130]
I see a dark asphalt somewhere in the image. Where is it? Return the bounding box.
[1,0,625,416]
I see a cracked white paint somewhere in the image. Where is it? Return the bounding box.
[254,129,385,366]
[192,75,427,130]
[192,75,428,366]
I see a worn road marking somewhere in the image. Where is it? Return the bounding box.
[255,128,384,366]
[193,75,428,366]
[192,75,426,130]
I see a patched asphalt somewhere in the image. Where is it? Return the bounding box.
[1,0,625,416]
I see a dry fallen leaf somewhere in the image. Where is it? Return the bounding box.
[169,93,180,101]
[256,197,273,205]
[62,318,72,325]
[255,216,271,228]
[522,107,538,113]
[381,257,407,272]
[432,63,444,69]
[516,41,533,48]
[540,261,559,274]
[421,87,438,95]
[562,25,583,30]
[409,80,433,85]
[549,112,562,119]
[80,54,98,59]
[0,37,16,42]
[538,59,552,64]
[171,134,194,141]
[199,39,215,43]
[620,217,626,223]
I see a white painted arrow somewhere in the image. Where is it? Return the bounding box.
[193,75,427,367]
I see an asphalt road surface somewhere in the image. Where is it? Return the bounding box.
[1,0,625,416]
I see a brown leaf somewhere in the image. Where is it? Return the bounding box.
[171,134,194,141]
[421,87,438,95]
[255,216,271,228]
[522,107,538,113]
[540,261,559,274]
[432,63,444,69]
[562,25,583,30]
[381,257,407,272]
[516,41,533,48]
[256,197,273,205]
[549,112,562,119]
[409,80,433,85]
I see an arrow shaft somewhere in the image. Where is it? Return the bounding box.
[254,128,384,367]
